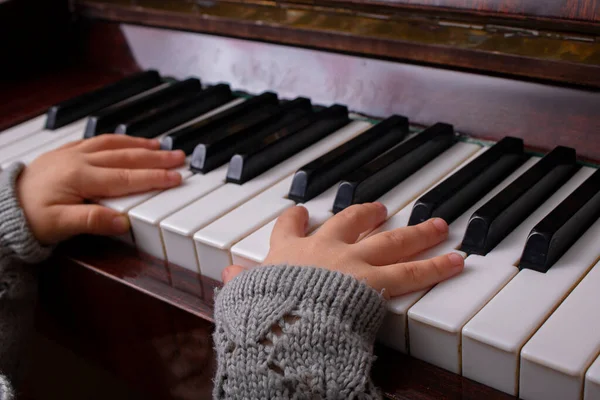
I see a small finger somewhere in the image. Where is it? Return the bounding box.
[222,265,246,284]
[317,203,387,243]
[87,167,182,198]
[78,134,161,152]
[358,218,448,265]
[51,204,130,241]
[376,252,464,298]
[270,206,309,247]
[87,148,186,169]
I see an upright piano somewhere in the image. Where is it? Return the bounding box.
[1,0,599,399]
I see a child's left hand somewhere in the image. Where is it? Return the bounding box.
[16,134,186,245]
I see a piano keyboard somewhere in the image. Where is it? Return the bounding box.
[3,70,600,400]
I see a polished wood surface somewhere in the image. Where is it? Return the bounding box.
[320,0,600,22]
[47,234,515,400]
[0,61,573,399]
[1,5,597,397]
[74,0,600,88]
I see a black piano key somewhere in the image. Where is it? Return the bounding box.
[190,97,313,173]
[160,92,279,154]
[332,122,456,214]
[45,70,162,130]
[288,115,409,203]
[226,104,350,184]
[190,97,314,173]
[83,77,202,138]
[408,137,528,226]
[460,146,579,255]
[519,168,600,273]
[114,84,234,138]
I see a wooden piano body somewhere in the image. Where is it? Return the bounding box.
[1,0,598,398]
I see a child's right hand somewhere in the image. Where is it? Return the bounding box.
[223,202,464,298]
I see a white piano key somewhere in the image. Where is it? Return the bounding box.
[229,142,479,273]
[193,177,296,281]
[128,165,228,260]
[461,168,600,397]
[0,114,47,147]
[519,259,600,400]
[375,145,494,353]
[393,159,540,368]
[160,121,372,273]
[100,157,194,213]
[101,98,244,215]
[1,128,83,168]
[0,83,173,165]
[407,255,518,373]
[385,157,538,362]
[412,157,540,262]
[229,182,351,269]
[231,219,276,268]
[585,356,600,400]
[0,120,87,164]
[376,142,482,215]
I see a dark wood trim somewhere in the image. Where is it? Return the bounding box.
[73,0,600,89]
[291,0,600,23]
[44,234,516,400]
[0,36,595,398]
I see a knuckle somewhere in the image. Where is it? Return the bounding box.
[117,169,132,185]
[382,229,406,249]
[340,205,363,223]
[431,257,448,277]
[85,208,102,231]
[403,263,422,284]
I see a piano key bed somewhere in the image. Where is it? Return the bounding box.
[4,70,600,400]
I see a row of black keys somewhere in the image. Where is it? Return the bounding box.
[44,70,600,274]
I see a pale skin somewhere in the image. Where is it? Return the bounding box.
[15,134,464,297]
[16,134,186,245]
[223,203,465,298]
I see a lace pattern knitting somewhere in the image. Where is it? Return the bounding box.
[213,265,386,399]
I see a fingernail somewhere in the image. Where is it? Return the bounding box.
[373,202,388,218]
[170,150,185,159]
[432,218,448,233]
[222,267,232,282]
[150,139,161,148]
[448,252,464,268]
[167,171,181,183]
[112,216,130,232]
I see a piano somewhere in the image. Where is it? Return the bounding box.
[1,0,599,399]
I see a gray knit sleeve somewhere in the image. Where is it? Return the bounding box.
[213,265,386,399]
[0,163,54,400]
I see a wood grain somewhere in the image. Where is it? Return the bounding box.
[320,0,600,22]
[46,234,516,400]
[73,1,600,88]
[1,24,597,398]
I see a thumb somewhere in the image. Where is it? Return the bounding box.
[53,204,130,240]
[222,265,246,284]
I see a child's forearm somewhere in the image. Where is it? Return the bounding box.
[213,264,386,399]
[0,163,54,400]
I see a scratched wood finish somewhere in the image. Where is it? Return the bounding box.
[0,62,560,399]
[74,1,600,88]
[36,252,216,400]
[0,21,596,398]
[317,0,600,22]
[43,234,515,400]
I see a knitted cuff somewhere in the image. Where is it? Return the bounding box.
[0,375,13,400]
[215,265,386,344]
[0,163,54,264]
